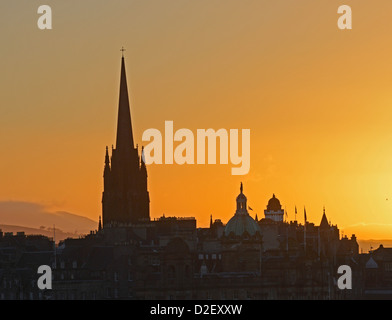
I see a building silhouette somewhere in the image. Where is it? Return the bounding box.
[102,56,150,226]
[1,55,392,300]
[224,183,261,238]
[264,194,284,222]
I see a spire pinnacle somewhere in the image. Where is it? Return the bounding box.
[240,182,243,194]
[320,207,329,228]
[104,146,110,167]
[115,55,135,150]
[98,216,102,231]
[120,46,126,57]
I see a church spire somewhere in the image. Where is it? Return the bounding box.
[102,54,150,227]
[104,146,111,177]
[98,216,102,231]
[105,146,110,166]
[320,206,329,229]
[115,54,134,151]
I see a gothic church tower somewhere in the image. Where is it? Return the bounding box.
[102,55,150,226]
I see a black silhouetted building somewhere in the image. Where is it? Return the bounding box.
[102,56,150,226]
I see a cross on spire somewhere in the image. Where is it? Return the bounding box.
[120,46,126,57]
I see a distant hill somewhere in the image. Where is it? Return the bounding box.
[357,239,392,253]
[0,224,79,242]
[1,201,391,252]
[0,201,97,235]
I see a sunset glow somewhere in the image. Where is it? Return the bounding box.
[2,0,392,240]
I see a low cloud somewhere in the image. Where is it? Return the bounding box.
[0,201,97,235]
[341,222,392,240]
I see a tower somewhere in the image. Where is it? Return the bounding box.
[319,206,329,229]
[264,194,284,222]
[102,55,150,227]
[224,183,261,237]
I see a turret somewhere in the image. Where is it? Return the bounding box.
[98,216,102,231]
[104,146,110,174]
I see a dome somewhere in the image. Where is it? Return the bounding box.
[224,182,261,237]
[224,214,261,237]
[236,192,247,202]
[267,194,281,211]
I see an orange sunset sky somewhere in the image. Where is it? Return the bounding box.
[1,0,392,239]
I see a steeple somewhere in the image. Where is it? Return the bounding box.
[236,183,248,215]
[103,146,111,180]
[101,54,150,227]
[98,216,102,231]
[104,146,110,167]
[115,55,134,151]
[320,206,329,229]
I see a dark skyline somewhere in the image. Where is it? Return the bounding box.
[1,51,392,300]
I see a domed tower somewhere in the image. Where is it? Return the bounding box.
[224,183,261,237]
[264,194,284,222]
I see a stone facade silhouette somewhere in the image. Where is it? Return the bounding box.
[102,57,150,226]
